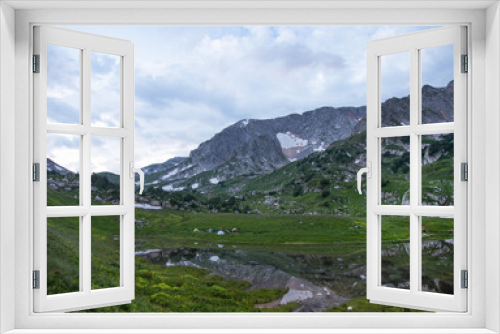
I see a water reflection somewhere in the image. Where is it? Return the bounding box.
[136,240,453,311]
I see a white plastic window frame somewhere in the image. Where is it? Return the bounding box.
[33,26,136,313]
[12,6,488,333]
[366,26,468,312]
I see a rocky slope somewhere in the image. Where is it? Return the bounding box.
[156,106,366,190]
[156,81,453,191]
[352,80,454,135]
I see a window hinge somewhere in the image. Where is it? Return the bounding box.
[461,162,468,182]
[461,270,468,289]
[33,163,40,182]
[33,270,40,289]
[461,54,468,73]
[33,54,40,73]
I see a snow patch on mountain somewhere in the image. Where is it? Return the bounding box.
[209,178,219,184]
[161,168,179,180]
[135,203,162,210]
[191,183,199,189]
[276,132,309,149]
[313,141,328,152]
[162,184,184,192]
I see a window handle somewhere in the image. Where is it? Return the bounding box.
[129,162,145,195]
[357,162,371,195]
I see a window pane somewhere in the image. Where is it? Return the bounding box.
[47,217,80,295]
[47,133,80,206]
[381,136,410,205]
[381,52,410,127]
[422,134,454,206]
[91,215,121,290]
[421,216,454,295]
[421,45,454,124]
[381,215,410,290]
[91,136,121,205]
[91,52,121,128]
[47,44,81,124]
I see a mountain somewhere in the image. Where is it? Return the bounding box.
[142,157,187,175]
[47,158,74,176]
[154,106,366,190]
[151,80,452,191]
[352,80,454,135]
[141,157,188,185]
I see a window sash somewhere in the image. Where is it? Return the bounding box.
[33,26,136,313]
[366,26,468,312]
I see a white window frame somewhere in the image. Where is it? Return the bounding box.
[1,1,499,333]
[366,26,468,312]
[33,26,136,313]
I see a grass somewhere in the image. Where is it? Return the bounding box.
[87,262,298,312]
[135,209,367,246]
[47,213,297,312]
[47,187,79,206]
[46,175,454,312]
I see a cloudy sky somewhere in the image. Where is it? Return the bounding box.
[46,25,454,174]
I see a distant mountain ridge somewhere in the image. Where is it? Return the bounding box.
[150,81,452,191]
[47,158,74,175]
[154,106,366,190]
[352,81,454,135]
[49,80,454,195]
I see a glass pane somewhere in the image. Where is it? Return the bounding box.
[381,52,410,127]
[91,215,121,290]
[381,136,410,205]
[47,217,80,295]
[421,216,454,295]
[421,45,454,124]
[47,133,80,206]
[422,134,454,206]
[91,136,121,205]
[47,44,81,124]
[381,215,410,289]
[91,52,121,128]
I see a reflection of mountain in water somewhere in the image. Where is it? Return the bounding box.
[136,239,454,311]
[136,246,352,311]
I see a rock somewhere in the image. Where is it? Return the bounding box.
[280,289,313,305]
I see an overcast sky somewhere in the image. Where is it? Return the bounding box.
[46,26,454,174]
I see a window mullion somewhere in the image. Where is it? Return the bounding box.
[409,47,421,295]
[82,47,92,294]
